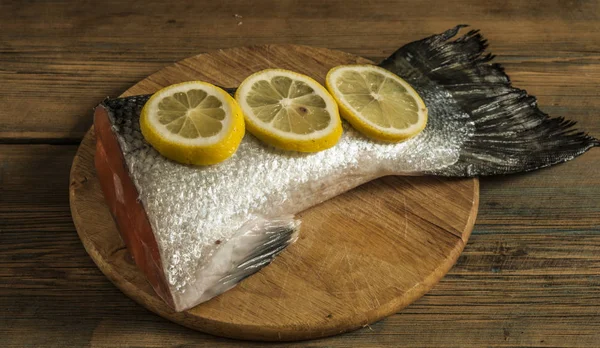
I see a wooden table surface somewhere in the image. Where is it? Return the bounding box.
[2,1,599,347]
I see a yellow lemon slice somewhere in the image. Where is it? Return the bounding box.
[140,81,245,165]
[235,69,342,152]
[326,65,427,142]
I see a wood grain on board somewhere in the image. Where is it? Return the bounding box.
[2,0,600,346]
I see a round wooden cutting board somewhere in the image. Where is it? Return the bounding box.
[69,45,479,341]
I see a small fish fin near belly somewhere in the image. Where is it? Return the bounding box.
[175,216,300,310]
[379,25,599,177]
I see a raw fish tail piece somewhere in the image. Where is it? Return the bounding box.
[379,25,598,176]
[94,26,598,311]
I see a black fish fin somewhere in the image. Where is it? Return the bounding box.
[219,216,300,286]
[194,216,300,305]
[379,25,599,177]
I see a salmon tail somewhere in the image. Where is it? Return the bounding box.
[379,25,599,177]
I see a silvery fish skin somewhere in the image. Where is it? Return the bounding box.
[102,81,464,310]
[99,26,598,311]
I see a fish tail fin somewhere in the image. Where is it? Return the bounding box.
[379,25,598,177]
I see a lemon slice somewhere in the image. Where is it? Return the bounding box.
[140,81,245,165]
[235,69,342,152]
[326,65,427,142]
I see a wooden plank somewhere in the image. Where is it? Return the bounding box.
[2,0,600,345]
[1,0,599,141]
[5,313,600,348]
[2,139,600,346]
[476,150,600,232]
